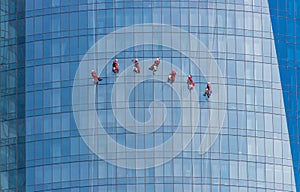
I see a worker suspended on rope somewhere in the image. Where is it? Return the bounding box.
[133,58,140,73]
[149,57,160,72]
[187,75,195,90]
[168,70,176,83]
[112,59,119,73]
[91,70,102,84]
[203,82,212,98]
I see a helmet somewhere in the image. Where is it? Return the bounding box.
[135,58,138,62]
[189,75,192,78]
[91,70,95,72]
[207,82,211,88]
[156,57,160,61]
[114,59,118,63]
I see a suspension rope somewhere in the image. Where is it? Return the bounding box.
[91,0,96,190]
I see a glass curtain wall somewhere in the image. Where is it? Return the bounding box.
[0,0,26,191]
[268,0,300,191]
[24,0,296,191]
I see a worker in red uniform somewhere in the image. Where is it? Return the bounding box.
[187,75,195,90]
[91,70,102,84]
[133,59,140,73]
[168,70,176,83]
[112,59,119,73]
[149,57,160,72]
[203,82,212,98]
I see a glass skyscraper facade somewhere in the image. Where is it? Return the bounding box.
[268,1,300,191]
[0,0,26,191]
[0,0,299,191]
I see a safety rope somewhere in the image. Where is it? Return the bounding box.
[91,0,96,190]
